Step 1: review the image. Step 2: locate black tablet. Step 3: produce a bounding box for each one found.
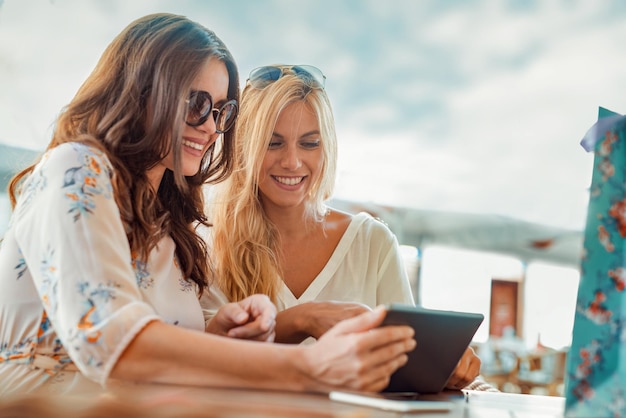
[381,303,484,393]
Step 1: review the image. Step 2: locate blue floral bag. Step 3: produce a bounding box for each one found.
[564,107,626,417]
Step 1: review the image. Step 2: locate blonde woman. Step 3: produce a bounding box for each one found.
[204,65,480,390]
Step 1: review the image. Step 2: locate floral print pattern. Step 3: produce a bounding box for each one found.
[62,148,112,222]
[566,112,626,417]
[0,143,204,395]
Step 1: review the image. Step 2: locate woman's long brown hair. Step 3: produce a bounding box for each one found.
[8,13,239,295]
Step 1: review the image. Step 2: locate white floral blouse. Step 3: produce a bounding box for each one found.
[0,143,205,396]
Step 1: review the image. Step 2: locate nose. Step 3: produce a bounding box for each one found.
[280,145,302,170]
[197,111,218,135]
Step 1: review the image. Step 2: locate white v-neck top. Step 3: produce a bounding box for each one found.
[202,212,415,320]
[275,212,414,309]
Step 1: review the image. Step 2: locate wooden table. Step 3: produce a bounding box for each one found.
[0,384,566,418]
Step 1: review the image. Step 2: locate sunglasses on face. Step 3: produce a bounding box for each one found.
[185,90,238,133]
[247,65,326,90]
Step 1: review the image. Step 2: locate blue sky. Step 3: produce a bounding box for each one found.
[1,0,625,231]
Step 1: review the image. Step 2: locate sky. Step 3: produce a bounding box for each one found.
[1,0,625,232]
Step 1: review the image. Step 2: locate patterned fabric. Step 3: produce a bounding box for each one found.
[565,108,626,417]
[0,143,204,396]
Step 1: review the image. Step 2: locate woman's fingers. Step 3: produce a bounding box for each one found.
[309,312,416,392]
[445,347,481,389]
[226,295,277,341]
[366,332,416,368]
[239,294,277,331]
[323,305,387,337]
[302,301,371,339]
[205,303,249,336]
[357,352,410,392]
[227,317,276,342]
[208,295,277,342]
[322,306,416,364]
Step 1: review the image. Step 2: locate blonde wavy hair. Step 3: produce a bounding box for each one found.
[210,66,337,302]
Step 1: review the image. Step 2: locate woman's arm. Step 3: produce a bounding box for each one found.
[274,301,370,344]
[111,306,415,393]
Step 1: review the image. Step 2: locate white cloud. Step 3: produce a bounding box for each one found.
[1,0,624,231]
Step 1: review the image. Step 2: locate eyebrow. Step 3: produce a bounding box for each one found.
[272,130,320,139]
[191,88,228,106]
[214,96,231,105]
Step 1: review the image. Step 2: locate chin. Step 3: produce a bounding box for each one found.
[182,164,203,178]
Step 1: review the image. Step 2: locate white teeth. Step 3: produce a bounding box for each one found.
[275,176,304,186]
[182,140,203,151]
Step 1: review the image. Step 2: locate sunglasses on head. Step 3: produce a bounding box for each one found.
[185,90,238,133]
[247,65,326,90]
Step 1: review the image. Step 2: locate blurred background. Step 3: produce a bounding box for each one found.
[2,0,625,395]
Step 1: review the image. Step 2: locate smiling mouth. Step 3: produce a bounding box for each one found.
[273,176,305,186]
[182,139,204,151]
